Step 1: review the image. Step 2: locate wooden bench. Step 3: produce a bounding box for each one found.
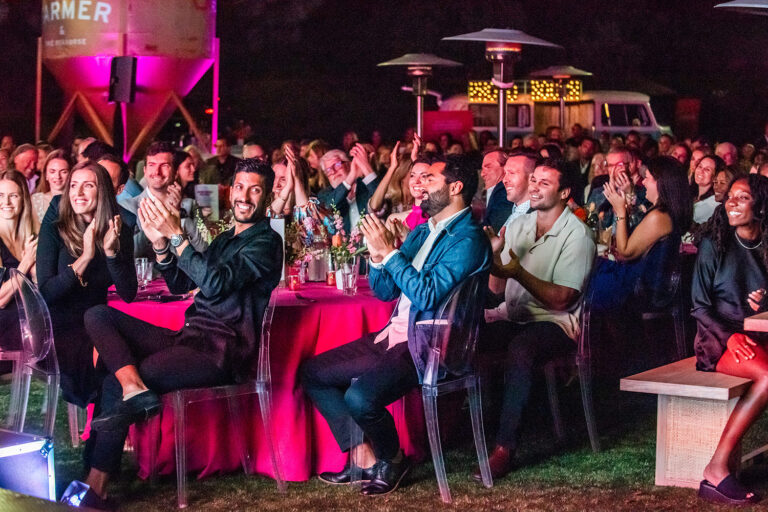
[620,357,753,488]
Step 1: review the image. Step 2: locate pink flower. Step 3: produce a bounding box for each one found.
[303,253,313,263]
[347,243,356,253]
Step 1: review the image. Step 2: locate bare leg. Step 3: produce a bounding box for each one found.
[351,442,376,469]
[114,365,148,397]
[703,341,768,488]
[83,468,110,499]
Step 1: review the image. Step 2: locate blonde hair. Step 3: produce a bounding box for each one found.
[0,170,38,267]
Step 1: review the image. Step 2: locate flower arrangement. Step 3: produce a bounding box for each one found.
[328,205,367,265]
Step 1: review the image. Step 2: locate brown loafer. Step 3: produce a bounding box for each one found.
[473,445,514,481]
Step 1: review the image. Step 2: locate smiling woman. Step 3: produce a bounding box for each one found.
[0,170,38,351]
[35,160,137,407]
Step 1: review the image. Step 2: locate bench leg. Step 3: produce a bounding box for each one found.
[655,394,741,488]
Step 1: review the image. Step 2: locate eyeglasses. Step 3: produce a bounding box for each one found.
[604,161,629,170]
[323,161,346,174]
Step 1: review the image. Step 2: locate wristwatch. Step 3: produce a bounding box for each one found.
[170,233,187,248]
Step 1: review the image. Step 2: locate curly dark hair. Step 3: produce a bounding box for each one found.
[698,174,768,267]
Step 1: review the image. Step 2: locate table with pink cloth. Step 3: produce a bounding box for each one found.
[107,279,427,482]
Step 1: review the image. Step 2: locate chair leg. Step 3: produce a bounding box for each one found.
[6,357,22,429]
[67,403,81,447]
[467,377,492,489]
[577,358,600,452]
[347,415,365,490]
[172,392,188,509]
[422,386,451,504]
[43,374,59,439]
[147,413,162,485]
[258,386,287,492]
[543,361,565,444]
[226,393,252,476]
[14,371,32,433]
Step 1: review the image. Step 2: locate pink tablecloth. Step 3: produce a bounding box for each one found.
[107,279,426,481]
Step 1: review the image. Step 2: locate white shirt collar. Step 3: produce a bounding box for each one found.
[428,207,468,233]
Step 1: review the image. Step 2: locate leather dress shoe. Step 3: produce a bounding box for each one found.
[91,390,161,432]
[360,457,411,496]
[318,463,376,485]
[473,445,514,481]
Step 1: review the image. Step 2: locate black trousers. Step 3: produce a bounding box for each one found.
[300,332,419,462]
[480,320,574,450]
[83,304,227,474]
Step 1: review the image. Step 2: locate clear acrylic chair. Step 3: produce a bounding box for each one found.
[148,287,286,509]
[350,273,492,503]
[5,269,60,438]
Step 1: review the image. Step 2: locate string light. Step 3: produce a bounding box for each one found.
[530,79,582,102]
[467,80,519,104]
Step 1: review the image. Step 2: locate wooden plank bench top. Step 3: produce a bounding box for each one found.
[620,357,752,401]
[745,311,768,332]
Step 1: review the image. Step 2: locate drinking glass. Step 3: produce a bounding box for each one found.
[135,258,152,290]
[341,256,360,296]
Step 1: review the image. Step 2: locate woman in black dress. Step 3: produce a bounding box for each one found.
[36,161,136,406]
[693,174,768,505]
[0,170,38,351]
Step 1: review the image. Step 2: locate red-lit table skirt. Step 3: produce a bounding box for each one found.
[107,279,427,481]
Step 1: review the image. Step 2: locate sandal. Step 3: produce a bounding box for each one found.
[699,475,760,505]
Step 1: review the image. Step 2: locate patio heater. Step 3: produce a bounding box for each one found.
[715,0,768,14]
[443,28,561,148]
[529,65,592,131]
[377,53,461,138]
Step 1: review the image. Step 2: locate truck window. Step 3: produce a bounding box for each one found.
[601,103,651,127]
[470,104,531,128]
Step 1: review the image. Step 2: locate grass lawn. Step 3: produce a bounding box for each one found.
[4,377,768,511]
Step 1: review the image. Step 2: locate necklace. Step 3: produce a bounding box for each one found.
[735,232,762,250]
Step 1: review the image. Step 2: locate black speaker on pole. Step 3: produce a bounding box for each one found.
[109,56,137,103]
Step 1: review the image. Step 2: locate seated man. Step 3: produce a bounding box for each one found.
[480,149,514,232]
[317,147,380,233]
[479,157,596,479]
[301,155,491,496]
[65,159,283,509]
[119,141,207,256]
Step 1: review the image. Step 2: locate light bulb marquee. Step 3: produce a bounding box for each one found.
[530,79,582,102]
[467,80,519,104]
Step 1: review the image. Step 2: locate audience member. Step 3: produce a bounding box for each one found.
[692,155,724,224]
[36,161,137,407]
[565,137,597,204]
[73,158,283,509]
[692,174,768,506]
[10,143,39,193]
[303,139,331,194]
[301,155,491,495]
[479,158,595,478]
[200,136,241,184]
[0,170,38,351]
[31,149,71,223]
[715,142,738,168]
[480,150,514,231]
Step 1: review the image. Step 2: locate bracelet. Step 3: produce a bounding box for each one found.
[615,215,626,222]
[153,242,170,255]
[68,264,87,287]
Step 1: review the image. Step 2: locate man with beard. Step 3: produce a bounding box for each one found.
[63,159,283,509]
[478,158,595,479]
[301,155,491,496]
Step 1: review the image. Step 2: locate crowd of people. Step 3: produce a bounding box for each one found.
[0,122,767,507]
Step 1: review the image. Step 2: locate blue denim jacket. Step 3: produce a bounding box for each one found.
[369,208,492,379]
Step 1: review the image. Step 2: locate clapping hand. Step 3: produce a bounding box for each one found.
[385,216,410,244]
[389,140,401,170]
[410,133,422,162]
[602,182,627,217]
[166,183,182,214]
[483,225,506,257]
[82,220,97,260]
[350,143,374,177]
[497,248,522,279]
[359,214,396,263]
[139,196,182,241]
[102,215,122,257]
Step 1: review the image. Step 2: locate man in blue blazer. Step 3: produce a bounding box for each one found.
[301,155,492,496]
[480,149,514,232]
[317,145,381,233]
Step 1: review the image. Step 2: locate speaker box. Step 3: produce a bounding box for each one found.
[109,56,137,103]
[0,429,55,501]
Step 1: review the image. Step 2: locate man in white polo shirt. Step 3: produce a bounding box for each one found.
[478,157,596,479]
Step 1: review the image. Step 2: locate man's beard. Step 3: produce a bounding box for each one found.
[421,185,451,217]
[232,199,266,223]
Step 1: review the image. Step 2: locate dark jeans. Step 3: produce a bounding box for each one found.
[83,304,227,474]
[300,332,419,462]
[480,320,574,450]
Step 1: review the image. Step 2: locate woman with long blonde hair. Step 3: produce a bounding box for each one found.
[0,170,39,350]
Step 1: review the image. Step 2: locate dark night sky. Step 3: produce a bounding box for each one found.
[2,0,768,147]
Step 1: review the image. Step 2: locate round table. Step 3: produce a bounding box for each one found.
[107,279,426,481]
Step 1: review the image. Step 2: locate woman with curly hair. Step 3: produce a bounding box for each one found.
[693,174,768,505]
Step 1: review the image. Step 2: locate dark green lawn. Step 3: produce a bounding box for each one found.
[4,377,768,511]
